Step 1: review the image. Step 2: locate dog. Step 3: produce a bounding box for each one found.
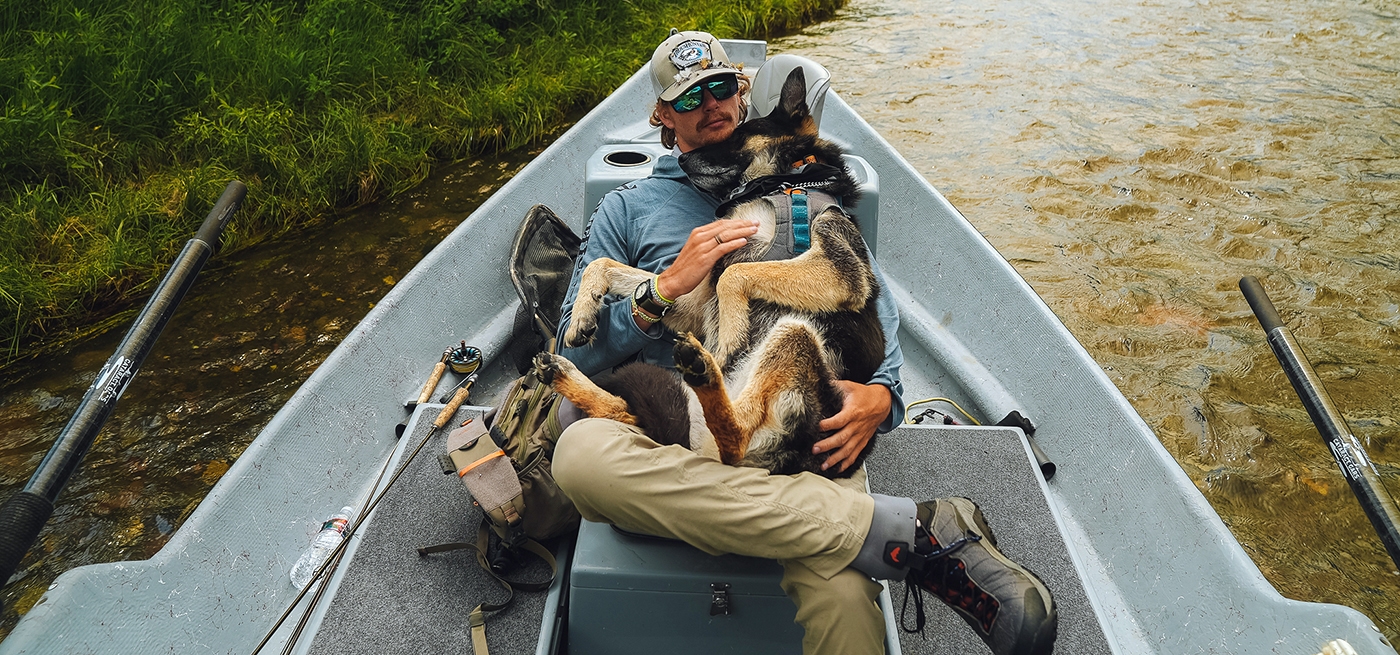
[538,67,885,479]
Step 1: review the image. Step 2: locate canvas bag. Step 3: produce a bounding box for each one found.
[418,205,581,655]
[437,371,578,546]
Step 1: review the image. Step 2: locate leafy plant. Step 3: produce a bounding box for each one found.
[0,0,845,362]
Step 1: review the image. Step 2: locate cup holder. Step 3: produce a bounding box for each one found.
[603,151,652,167]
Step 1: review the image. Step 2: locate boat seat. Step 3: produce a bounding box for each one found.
[568,519,810,654]
[746,53,832,124]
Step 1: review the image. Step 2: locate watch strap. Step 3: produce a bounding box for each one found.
[635,280,670,317]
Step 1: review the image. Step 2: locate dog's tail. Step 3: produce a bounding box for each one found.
[594,363,693,449]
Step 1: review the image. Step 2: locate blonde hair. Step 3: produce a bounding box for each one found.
[650,74,752,150]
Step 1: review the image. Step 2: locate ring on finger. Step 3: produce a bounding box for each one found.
[714,235,724,245]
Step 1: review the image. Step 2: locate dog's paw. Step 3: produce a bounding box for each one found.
[673,333,718,388]
[562,317,598,348]
[533,352,575,385]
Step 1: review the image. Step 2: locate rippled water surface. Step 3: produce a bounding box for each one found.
[3,0,1398,644]
[0,152,535,636]
[773,0,1399,639]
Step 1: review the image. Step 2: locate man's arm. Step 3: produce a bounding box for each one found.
[814,255,906,472]
[556,193,665,376]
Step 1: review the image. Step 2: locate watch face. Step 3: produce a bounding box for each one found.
[633,279,667,317]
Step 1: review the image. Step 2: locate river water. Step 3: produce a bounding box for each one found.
[769,0,1400,639]
[3,0,1398,643]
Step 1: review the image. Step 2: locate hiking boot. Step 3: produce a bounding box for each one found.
[899,497,1057,655]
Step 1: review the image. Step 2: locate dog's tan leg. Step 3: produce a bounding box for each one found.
[673,333,747,464]
[564,258,716,347]
[729,319,829,437]
[712,209,874,362]
[674,321,832,466]
[533,353,637,425]
[563,258,656,347]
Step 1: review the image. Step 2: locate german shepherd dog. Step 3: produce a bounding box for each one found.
[536,67,884,478]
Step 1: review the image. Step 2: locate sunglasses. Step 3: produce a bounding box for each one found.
[670,75,739,113]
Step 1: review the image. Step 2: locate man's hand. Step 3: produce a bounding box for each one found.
[656,218,760,300]
[814,381,892,472]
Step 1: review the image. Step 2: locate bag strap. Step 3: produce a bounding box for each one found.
[417,519,557,655]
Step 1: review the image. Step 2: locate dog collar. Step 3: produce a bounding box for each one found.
[790,155,817,171]
[713,162,845,217]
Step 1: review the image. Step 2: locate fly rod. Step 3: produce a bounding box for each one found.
[1240,276,1400,569]
[0,181,248,594]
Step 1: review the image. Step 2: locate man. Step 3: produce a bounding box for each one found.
[549,30,1057,655]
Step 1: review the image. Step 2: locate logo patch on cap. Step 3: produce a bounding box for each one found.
[670,40,710,70]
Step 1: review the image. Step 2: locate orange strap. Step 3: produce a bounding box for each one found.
[458,450,505,477]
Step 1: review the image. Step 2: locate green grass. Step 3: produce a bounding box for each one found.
[0,0,844,362]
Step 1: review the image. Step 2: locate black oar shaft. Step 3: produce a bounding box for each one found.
[0,181,246,589]
[1240,276,1400,568]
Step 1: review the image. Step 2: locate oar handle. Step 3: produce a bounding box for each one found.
[196,181,247,251]
[1239,276,1283,333]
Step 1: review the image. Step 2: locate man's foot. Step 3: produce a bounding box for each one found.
[900,498,1057,655]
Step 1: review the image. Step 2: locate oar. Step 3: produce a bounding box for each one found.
[0,181,247,595]
[1240,276,1400,569]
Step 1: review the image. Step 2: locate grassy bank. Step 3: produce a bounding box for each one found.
[0,0,843,363]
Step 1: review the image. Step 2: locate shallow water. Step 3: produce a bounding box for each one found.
[2,0,1398,644]
[0,151,536,636]
[772,0,1400,639]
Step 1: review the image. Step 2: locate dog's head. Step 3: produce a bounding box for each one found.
[679,67,848,199]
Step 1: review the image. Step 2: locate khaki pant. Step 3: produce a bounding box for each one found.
[552,418,886,655]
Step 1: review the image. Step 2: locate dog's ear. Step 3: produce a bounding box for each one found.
[776,67,811,124]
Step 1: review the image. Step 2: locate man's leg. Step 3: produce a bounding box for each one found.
[554,417,884,655]
[553,417,1058,655]
[553,417,872,578]
[779,560,885,655]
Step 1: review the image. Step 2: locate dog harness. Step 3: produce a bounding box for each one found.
[753,188,841,260]
[712,159,849,261]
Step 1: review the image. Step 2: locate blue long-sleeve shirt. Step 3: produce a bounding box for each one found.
[557,155,906,431]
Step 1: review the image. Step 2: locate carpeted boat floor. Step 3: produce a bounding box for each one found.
[308,405,560,655]
[866,425,1112,655]
[308,407,1109,655]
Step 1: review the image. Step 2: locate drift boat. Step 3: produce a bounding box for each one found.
[2,40,1393,655]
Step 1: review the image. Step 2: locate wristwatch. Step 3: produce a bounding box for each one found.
[633,279,670,318]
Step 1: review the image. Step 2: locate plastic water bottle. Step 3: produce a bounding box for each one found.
[288,506,356,589]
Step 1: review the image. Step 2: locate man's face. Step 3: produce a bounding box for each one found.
[658,77,743,153]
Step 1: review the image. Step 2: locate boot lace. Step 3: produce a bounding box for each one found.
[900,525,999,637]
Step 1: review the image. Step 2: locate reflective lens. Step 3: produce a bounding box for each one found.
[670,75,739,113]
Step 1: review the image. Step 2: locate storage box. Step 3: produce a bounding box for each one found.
[568,519,804,654]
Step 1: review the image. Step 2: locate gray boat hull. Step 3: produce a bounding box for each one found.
[3,40,1391,655]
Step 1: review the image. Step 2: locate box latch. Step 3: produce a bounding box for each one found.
[709,582,732,616]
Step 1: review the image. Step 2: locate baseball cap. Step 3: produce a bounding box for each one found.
[650,29,743,102]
